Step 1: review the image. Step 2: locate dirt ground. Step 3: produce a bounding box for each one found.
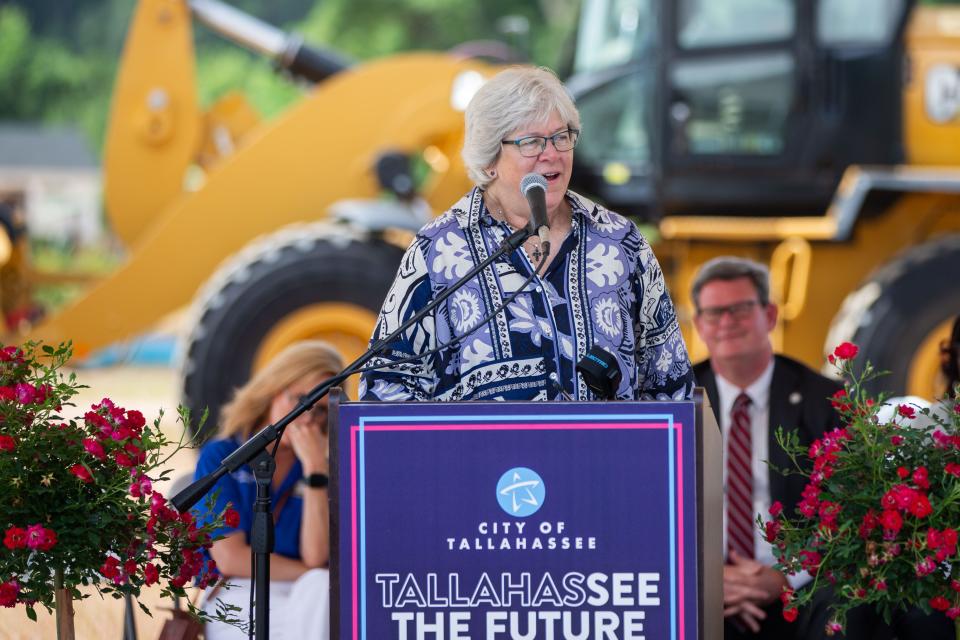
[0,364,202,640]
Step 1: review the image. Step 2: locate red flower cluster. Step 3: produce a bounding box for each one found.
[766,342,960,632]
[926,527,958,563]
[933,429,960,451]
[880,483,933,520]
[3,524,57,553]
[0,342,245,623]
[96,490,219,591]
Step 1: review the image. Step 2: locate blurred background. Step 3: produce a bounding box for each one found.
[3,0,960,635]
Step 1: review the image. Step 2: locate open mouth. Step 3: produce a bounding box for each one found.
[543,172,562,183]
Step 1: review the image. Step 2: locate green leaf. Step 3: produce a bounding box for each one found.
[26,606,36,622]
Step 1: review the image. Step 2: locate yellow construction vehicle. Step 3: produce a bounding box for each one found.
[12,0,960,429]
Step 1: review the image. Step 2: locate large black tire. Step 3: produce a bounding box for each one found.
[180,223,403,438]
[828,234,960,396]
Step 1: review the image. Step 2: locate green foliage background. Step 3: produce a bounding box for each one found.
[0,0,578,153]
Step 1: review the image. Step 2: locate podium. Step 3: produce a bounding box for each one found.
[328,390,722,639]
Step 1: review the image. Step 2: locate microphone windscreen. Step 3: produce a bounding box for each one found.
[576,345,622,400]
[520,172,548,196]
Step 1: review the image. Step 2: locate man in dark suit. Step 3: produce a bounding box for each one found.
[690,257,842,639]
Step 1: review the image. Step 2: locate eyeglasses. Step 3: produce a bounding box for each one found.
[501,129,580,157]
[697,300,761,324]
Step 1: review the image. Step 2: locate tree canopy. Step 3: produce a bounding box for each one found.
[0,0,578,153]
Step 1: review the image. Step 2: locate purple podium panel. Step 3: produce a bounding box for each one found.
[331,400,699,640]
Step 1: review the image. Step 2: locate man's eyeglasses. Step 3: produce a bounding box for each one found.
[501,129,580,157]
[697,300,761,324]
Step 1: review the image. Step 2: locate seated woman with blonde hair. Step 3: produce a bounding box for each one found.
[194,340,342,640]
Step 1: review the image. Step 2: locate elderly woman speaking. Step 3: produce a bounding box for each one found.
[360,66,694,402]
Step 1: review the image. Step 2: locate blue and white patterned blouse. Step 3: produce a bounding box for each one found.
[359,188,695,402]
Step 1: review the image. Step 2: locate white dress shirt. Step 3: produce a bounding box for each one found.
[716,360,811,589]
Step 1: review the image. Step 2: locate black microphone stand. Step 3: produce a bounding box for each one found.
[171,225,530,640]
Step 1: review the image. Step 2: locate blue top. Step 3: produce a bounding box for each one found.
[360,188,695,402]
[194,438,305,568]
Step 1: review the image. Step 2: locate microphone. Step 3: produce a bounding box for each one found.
[520,172,550,255]
[576,345,622,400]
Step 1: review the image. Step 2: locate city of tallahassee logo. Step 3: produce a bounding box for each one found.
[496,467,545,518]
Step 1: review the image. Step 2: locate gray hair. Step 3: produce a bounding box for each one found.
[691,256,771,309]
[462,66,581,188]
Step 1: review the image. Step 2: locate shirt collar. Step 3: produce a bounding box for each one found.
[715,358,774,413]
[472,187,603,231]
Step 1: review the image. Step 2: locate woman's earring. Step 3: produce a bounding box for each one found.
[488,170,496,178]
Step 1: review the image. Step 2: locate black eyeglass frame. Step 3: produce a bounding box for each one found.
[501,129,580,157]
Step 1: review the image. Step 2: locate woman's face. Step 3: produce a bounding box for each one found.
[268,371,335,447]
[487,111,574,220]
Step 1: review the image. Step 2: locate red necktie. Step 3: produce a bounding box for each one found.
[727,392,754,559]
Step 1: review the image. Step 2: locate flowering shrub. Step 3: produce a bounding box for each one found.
[765,342,960,633]
[0,342,239,624]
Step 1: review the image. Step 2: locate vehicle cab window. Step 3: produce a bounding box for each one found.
[816,0,904,45]
[575,0,653,73]
[679,0,793,49]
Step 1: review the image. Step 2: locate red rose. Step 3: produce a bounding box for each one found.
[947,463,960,477]
[944,528,958,548]
[25,524,57,551]
[101,556,121,580]
[123,559,138,575]
[224,507,240,529]
[143,563,159,586]
[769,501,783,517]
[39,527,56,551]
[0,435,15,452]
[69,464,93,483]
[898,404,917,419]
[765,520,781,543]
[3,526,26,550]
[799,549,822,574]
[948,608,960,620]
[880,510,902,533]
[897,466,909,479]
[832,342,859,360]
[891,435,904,446]
[916,557,937,577]
[82,438,106,460]
[910,494,933,518]
[783,607,799,623]
[114,451,134,468]
[930,596,951,611]
[14,382,38,405]
[124,409,146,430]
[0,580,19,607]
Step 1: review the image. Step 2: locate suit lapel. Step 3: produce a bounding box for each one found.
[768,356,802,504]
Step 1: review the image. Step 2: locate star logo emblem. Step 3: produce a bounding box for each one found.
[495,467,546,517]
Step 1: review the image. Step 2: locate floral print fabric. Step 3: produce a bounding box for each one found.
[359,188,695,402]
